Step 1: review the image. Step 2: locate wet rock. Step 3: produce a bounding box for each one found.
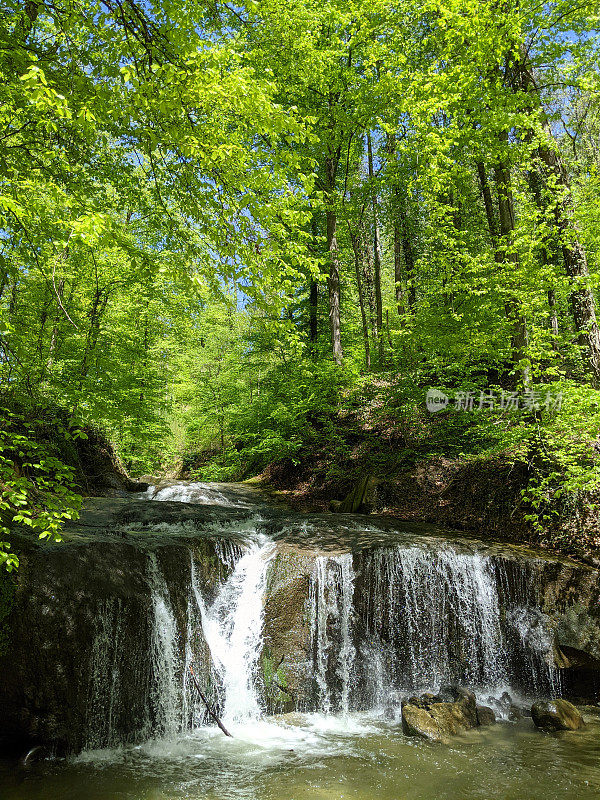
[531,699,584,732]
[476,705,496,726]
[436,687,478,727]
[262,547,315,709]
[401,704,450,743]
[401,690,480,741]
[405,693,442,709]
[499,691,513,707]
[508,705,523,721]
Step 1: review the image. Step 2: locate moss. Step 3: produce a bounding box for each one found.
[261,649,290,705]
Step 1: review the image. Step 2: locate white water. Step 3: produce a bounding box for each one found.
[85,599,125,749]
[147,553,181,737]
[311,553,356,713]
[144,481,245,506]
[191,536,276,726]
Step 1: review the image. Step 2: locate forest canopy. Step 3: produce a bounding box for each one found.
[1,0,600,565]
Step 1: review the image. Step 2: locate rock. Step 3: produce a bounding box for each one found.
[405,693,442,710]
[436,687,478,727]
[401,690,480,742]
[476,705,496,726]
[531,699,584,732]
[262,547,315,709]
[401,704,450,743]
[428,701,475,735]
[508,705,523,721]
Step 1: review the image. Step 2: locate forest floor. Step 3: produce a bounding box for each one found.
[254,405,600,567]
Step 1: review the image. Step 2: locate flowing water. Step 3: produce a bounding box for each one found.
[2,713,600,800]
[2,481,599,799]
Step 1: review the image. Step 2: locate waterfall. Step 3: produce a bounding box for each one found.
[190,536,275,724]
[310,553,356,713]
[144,481,243,506]
[360,546,509,692]
[311,545,558,711]
[85,599,125,749]
[81,510,561,752]
[147,553,182,737]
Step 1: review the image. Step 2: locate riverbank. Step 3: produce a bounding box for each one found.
[248,399,600,567]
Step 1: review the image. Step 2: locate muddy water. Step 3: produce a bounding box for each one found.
[2,711,600,800]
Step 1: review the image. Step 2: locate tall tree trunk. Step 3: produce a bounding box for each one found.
[537,141,600,379]
[393,221,406,316]
[517,51,600,381]
[358,219,377,343]
[325,156,343,364]
[492,157,530,387]
[76,287,109,395]
[308,217,319,354]
[349,229,371,370]
[399,193,416,312]
[548,289,559,349]
[476,161,500,257]
[367,134,383,350]
[309,278,318,349]
[524,160,561,349]
[386,134,407,316]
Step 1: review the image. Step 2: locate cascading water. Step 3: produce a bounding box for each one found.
[81,482,564,751]
[310,544,559,711]
[191,536,276,725]
[147,553,182,737]
[143,481,251,507]
[310,554,356,713]
[85,599,125,749]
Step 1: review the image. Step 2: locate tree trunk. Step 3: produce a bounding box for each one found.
[325,156,343,364]
[350,229,371,370]
[537,141,600,379]
[357,219,377,343]
[476,161,500,254]
[367,133,383,347]
[309,278,318,349]
[492,157,530,388]
[516,50,600,381]
[398,193,416,312]
[308,217,319,353]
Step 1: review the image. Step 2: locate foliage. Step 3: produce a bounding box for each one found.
[1,0,600,561]
[0,405,83,569]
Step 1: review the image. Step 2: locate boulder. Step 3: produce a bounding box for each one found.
[401,704,450,744]
[401,689,480,742]
[531,699,584,732]
[405,693,442,709]
[476,705,496,726]
[508,705,523,721]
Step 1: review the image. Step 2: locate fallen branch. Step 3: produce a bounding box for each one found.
[189,666,232,737]
[272,678,296,702]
